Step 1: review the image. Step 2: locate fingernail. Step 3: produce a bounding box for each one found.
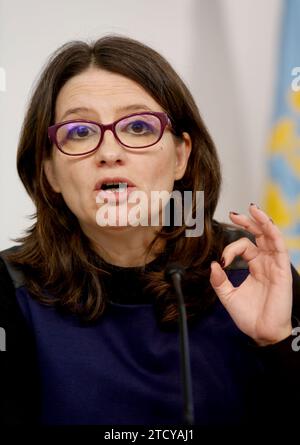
[220,257,225,268]
[229,211,239,215]
[269,217,274,224]
[250,202,260,209]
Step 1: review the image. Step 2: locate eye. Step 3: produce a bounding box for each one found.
[126,120,153,135]
[66,124,96,140]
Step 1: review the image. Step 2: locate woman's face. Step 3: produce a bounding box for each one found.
[44,67,191,234]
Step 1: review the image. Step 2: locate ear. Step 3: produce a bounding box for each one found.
[174,132,192,180]
[43,159,61,193]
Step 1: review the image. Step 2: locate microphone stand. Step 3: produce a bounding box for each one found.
[165,264,194,425]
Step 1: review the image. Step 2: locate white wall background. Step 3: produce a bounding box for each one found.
[0,0,283,250]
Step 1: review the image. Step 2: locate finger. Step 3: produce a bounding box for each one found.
[229,212,262,237]
[221,237,259,268]
[210,261,235,304]
[228,211,269,251]
[248,204,289,253]
[228,207,291,271]
[230,204,288,254]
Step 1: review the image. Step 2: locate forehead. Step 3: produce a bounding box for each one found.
[55,67,163,121]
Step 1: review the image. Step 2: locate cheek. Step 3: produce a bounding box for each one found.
[141,146,176,191]
[55,160,89,205]
[54,154,85,187]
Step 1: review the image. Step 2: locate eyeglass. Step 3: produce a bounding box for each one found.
[47,111,172,156]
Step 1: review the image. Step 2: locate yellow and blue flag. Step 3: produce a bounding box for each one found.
[264,0,300,272]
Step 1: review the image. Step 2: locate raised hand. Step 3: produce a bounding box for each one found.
[210,203,293,346]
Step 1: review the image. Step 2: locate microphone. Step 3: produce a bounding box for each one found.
[165,263,194,425]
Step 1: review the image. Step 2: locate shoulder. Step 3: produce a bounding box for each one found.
[0,245,25,290]
[0,249,18,299]
[0,247,40,424]
[0,246,36,354]
[0,246,26,326]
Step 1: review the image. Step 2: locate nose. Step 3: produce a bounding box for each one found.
[94,127,126,166]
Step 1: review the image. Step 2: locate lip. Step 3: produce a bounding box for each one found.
[94,176,137,205]
[94,176,136,191]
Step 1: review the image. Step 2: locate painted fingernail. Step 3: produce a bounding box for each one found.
[229,211,239,215]
[220,257,226,268]
[250,202,260,209]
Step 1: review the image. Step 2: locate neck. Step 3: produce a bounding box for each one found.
[81,223,165,267]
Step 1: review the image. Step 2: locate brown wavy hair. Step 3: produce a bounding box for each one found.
[6,34,234,325]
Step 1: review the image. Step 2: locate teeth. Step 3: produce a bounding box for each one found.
[117,182,128,189]
[102,182,129,191]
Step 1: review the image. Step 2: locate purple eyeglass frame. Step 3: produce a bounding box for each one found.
[47,111,172,156]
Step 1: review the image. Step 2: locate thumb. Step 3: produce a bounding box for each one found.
[210,261,235,303]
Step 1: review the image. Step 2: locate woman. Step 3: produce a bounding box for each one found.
[0,35,299,427]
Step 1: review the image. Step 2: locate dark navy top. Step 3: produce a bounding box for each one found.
[13,255,269,426]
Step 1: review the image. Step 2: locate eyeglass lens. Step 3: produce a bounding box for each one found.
[56,114,162,154]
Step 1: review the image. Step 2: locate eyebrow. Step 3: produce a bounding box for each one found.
[60,104,155,121]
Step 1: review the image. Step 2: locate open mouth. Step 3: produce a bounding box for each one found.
[101,182,129,192]
[95,180,137,204]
